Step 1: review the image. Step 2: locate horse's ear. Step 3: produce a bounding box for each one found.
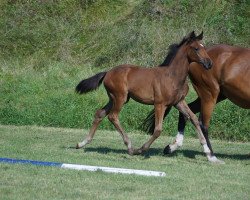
[196,31,203,40]
[187,31,195,40]
[185,31,196,44]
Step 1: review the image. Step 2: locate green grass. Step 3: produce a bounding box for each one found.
[0,125,249,200]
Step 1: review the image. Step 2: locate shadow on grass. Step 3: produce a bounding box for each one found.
[170,149,250,161]
[84,147,127,154]
[81,147,249,161]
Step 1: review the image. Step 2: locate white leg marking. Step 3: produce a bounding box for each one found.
[169,132,184,152]
[203,144,211,154]
[203,144,225,164]
[169,144,178,153]
[175,132,184,147]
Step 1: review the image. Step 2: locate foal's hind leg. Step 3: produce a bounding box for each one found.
[107,95,133,155]
[133,104,166,155]
[76,101,112,149]
[174,100,223,163]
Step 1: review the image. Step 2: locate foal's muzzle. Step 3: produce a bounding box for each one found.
[201,59,213,70]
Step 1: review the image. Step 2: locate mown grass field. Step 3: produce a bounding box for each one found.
[0,125,249,200]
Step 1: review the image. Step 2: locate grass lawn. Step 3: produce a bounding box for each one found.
[0,125,249,200]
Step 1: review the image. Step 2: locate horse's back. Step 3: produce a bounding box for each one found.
[103,64,176,105]
[189,45,250,108]
[103,64,155,104]
[212,45,250,108]
[103,64,137,92]
[103,64,153,88]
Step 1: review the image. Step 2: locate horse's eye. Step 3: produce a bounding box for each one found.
[194,47,199,51]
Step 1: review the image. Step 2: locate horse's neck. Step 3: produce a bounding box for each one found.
[168,47,189,80]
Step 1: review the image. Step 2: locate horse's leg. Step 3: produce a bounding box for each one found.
[199,101,216,156]
[133,104,166,155]
[198,94,226,163]
[76,101,112,149]
[164,98,201,154]
[174,100,221,163]
[107,95,133,155]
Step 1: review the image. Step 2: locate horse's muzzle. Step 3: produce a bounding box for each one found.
[201,59,213,70]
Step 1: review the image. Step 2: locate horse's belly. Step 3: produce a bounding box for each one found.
[221,63,250,108]
[225,91,250,108]
[223,85,250,109]
[129,91,154,105]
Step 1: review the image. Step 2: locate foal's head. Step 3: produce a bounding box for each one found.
[185,31,212,70]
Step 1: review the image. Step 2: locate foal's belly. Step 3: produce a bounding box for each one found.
[128,88,155,105]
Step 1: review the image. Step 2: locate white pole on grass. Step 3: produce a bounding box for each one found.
[0,157,166,177]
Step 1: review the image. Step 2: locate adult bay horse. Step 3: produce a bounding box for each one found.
[143,44,250,163]
[75,31,216,162]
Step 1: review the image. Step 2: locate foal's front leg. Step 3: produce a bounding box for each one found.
[164,98,201,154]
[174,100,223,163]
[133,104,166,155]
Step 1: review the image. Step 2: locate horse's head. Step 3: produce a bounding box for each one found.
[185,31,212,70]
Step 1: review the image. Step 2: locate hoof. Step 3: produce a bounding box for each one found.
[131,148,142,155]
[163,145,172,155]
[76,143,81,149]
[216,160,225,164]
[208,156,225,164]
[128,149,134,156]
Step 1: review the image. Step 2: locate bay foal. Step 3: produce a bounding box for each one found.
[76,31,216,161]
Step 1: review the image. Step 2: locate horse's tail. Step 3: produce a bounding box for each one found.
[76,71,107,94]
[140,107,172,134]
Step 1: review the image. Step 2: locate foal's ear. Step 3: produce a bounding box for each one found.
[196,31,203,40]
[187,31,196,40]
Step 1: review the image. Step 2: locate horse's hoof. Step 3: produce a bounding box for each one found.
[76,143,81,149]
[130,148,142,155]
[216,159,225,164]
[163,145,172,155]
[208,156,225,164]
[128,149,134,156]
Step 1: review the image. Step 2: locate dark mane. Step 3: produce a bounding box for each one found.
[159,36,189,67]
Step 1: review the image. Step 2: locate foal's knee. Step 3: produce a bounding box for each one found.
[94,109,106,122]
[108,113,117,122]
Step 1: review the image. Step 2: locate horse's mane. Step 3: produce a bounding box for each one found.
[159,34,192,67]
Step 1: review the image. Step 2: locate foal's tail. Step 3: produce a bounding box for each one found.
[140,107,172,134]
[76,72,107,94]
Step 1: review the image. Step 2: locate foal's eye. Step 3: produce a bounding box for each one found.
[194,47,199,51]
